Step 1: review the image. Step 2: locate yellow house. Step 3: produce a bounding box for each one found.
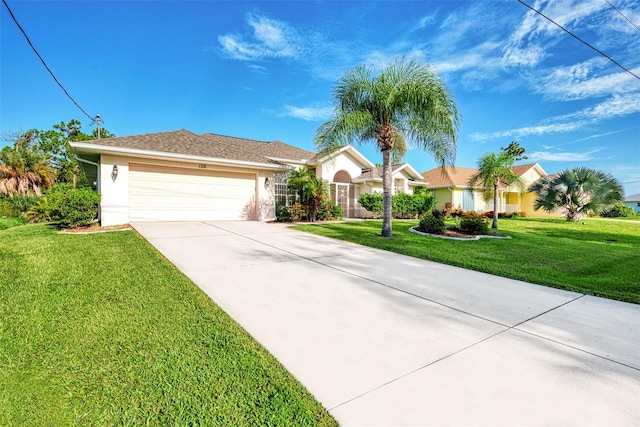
[421,163,557,217]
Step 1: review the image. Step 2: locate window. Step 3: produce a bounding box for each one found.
[274,172,292,207]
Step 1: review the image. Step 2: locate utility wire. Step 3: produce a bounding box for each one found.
[605,0,640,32]
[517,0,640,81]
[2,0,94,121]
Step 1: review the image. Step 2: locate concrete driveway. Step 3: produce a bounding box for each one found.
[132,221,640,426]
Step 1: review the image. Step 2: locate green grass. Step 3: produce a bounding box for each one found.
[0,223,337,426]
[0,215,25,230]
[292,218,640,304]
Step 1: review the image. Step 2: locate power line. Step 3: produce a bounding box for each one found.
[2,0,94,121]
[605,0,640,33]
[517,0,640,81]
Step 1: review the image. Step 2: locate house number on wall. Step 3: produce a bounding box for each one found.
[198,164,207,169]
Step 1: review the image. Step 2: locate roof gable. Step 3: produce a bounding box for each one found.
[310,145,376,169]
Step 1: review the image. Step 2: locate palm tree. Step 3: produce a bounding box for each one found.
[287,166,329,221]
[529,167,623,221]
[467,150,525,229]
[315,58,459,237]
[0,136,56,197]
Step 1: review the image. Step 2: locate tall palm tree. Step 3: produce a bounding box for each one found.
[315,58,459,237]
[467,151,525,229]
[529,167,623,222]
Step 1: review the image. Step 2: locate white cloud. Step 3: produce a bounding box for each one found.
[412,12,437,31]
[218,13,301,61]
[247,64,269,74]
[536,60,639,100]
[280,104,333,122]
[582,93,640,120]
[471,93,640,143]
[528,148,602,162]
[470,122,584,143]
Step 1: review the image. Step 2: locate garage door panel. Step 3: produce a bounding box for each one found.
[128,163,256,221]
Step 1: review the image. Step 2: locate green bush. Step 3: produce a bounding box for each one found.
[0,194,40,218]
[360,192,435,219]
[460,216,489,235]
[275,204,292,222]
[289,202,307,222]
[359,193,383,216]
[47,185,100,227]
[332,204,343,219]
[316,201,342,221]
[418,214,446,234]
[601,202,636,218]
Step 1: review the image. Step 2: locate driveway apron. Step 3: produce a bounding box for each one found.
[132,221,640,426]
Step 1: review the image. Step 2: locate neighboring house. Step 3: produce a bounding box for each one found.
[71,130,427,226]
[421,163,556,217]
[623,193,640,213]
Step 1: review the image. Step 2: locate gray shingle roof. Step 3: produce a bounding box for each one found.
[73,129,315,165]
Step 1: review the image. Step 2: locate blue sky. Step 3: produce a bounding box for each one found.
[2,0,639,195]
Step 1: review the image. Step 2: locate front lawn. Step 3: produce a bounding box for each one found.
[292,218,640,304]
[0,215,24,230]
[0,224,336,426]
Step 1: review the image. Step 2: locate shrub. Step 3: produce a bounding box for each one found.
[359,193,383,216]
[418,214,446,235]
[392,192,414,218]
[331,203,343,220]
[316,201,342,221]
[431,208,445,219]
[275,204,292,222]
[47,185,100,227]
[443,201,453,218]
[601,202,635,218]
[450,207,464,218]
[361,192,435,219]
[289,202,307,222]
[0,194,40,218]
[460,216,489,235]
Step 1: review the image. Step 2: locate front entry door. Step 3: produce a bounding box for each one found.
[336,184,350,218]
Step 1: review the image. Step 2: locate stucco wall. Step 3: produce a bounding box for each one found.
[318,151,366,182]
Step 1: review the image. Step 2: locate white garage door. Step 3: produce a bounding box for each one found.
[129,163,256,221]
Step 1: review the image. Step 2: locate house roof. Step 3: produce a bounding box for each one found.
[201,134,315,163]
[421,166,480,188]
[422,163,545,189]
[624,193,640,202]
[71,129,315,169]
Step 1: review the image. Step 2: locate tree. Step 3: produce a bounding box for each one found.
[17,119,115,188]
[287,166,329,222]
[0,131,56,196]
[529,167,623,221]
[468,149,525,229]
[315,58,459,237]
[501,141,527,161]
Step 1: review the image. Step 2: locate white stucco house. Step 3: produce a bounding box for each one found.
[71,129,427,226]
